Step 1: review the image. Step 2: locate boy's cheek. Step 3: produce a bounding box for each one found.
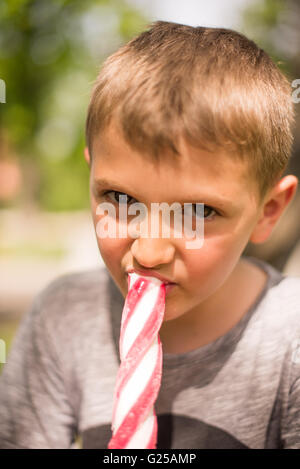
[99,238,131,295]
[181,240,239,285]
[97,237,124,265]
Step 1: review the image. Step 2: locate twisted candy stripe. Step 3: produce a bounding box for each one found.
[107,272,166,449]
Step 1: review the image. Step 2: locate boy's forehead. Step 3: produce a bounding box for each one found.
[92,121,180,165]
[93,120,243,173]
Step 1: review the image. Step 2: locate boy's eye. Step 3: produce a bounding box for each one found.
[192,204,218,220]
[103,191,218,220]
[104,190,136,205]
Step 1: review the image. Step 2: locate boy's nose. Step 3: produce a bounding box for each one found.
[130,237,175,269]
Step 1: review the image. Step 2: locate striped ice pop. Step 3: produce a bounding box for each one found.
[107,272,166,449]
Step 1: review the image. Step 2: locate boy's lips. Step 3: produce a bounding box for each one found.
[126,268,176,285]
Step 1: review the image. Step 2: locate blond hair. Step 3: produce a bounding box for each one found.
[85,20,295,201]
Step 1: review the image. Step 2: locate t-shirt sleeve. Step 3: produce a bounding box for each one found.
[281,336,300,449]
[0,291,78,449]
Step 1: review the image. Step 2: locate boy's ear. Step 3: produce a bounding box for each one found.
[250,175,298,244]
[84,147,91,167]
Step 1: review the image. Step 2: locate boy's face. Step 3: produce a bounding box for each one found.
[88,121,264,323]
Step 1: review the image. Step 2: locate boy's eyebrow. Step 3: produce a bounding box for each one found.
[92,178,234,209]
[93,178,136,195]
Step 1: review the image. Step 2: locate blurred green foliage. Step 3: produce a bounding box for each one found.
[0,243,66,258]
[241,0,298,77]
[0,0,149,211]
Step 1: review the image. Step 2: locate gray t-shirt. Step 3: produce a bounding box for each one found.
[0,255,300,449]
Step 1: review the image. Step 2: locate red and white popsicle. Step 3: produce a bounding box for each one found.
[107,272,166,449]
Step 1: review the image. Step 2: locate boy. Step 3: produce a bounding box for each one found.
[0,20,300,449]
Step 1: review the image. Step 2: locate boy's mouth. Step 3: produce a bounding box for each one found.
[126,268,176,286]
[125,269,177,296]
[164,283,177,295]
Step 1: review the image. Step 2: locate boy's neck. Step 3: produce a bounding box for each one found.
[159,258,268,355]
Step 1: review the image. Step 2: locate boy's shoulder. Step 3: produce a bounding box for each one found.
[241,256,300,345]
[30,266,113,328]
[246,255,300,315]
[275,273,300,319]
[254,269,300,345]
[266,273,300,312]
